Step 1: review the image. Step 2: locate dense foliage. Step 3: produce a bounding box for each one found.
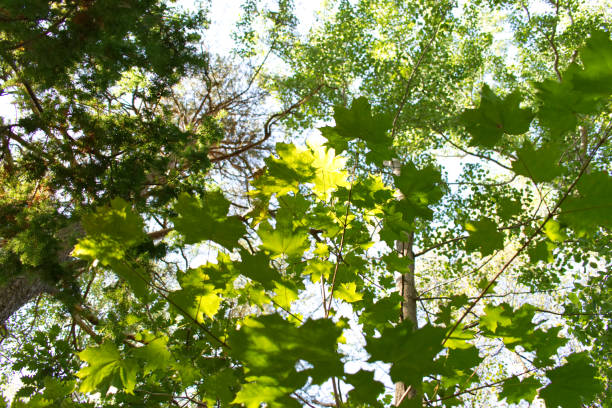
[1,0,610,407]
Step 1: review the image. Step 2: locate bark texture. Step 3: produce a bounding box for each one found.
[0,222,82,324]
[391,159,419,407]
[0,275,55,324]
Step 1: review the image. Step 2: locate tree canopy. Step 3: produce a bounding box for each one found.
[0,0,610,407]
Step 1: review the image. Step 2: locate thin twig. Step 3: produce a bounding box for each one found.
[442,130,610,346]
[209,83,324,163]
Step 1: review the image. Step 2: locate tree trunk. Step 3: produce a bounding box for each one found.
[0,222,82,324]
[0,274,55,324]
[391,159,419,407]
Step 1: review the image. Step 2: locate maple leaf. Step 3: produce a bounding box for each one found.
[460,84,533,148]
[345,370,385,406]
[133,335,172,375]
[540,352,603,408]
[308,139,349,198]
[319,96,393,165]
[171,191,245,249]
[334,282,363,303]
[257,220,309,258]
[76,342,137,395]
[366,321,446,386]
[464,218,505,256]
[500,376,541,404]
[72,197,146,264]
[511,142,563,183]
[479,304,512,333]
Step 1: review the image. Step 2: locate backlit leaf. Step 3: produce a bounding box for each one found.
[511,142,563,183]
[500,376,541,405]
[464,218,504,256]
[540,352,603,408]
[171,191,245,249]
[320,97,393,164]
[460,85,533,148]
[345,370,385,406]
[334,282,363,303]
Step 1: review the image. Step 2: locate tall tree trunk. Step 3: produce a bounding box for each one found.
[0,222,82,324]
[0,275,55,324]
[391,160,419,407]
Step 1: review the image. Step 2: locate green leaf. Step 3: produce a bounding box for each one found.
[73,197,145,263]
[540,352,603,408]
[435,294,469,326]
[169,269,223,323]
[171,191,245,249]
[189,290,221,320]
[251,143,315,197]
[133,335,172,375]
[229,315,344,390]
[257,220,309,258]
[236,251,281,290]
[336,174,394,210]
[379,208,414,246]
[464,218,504,256]
[233,377,299,408]
[320,96,393,164]
[38,377,75,402]
[273,280,299,310]
[477,276,497,293]
[543,220,566,243]
[393,163,445,223]
[511,142,563,183]
[560,171,612,234]
[308,140,350,197]
[366,321,446,386]
[528,240,552,263]
[535,31,612,137]
[345,370,385,406]
[76,342,134,395]
[303,260,334,283]
[359,293,402,336]
[434,346,480,388]
[573,30,612,94]
[334,282,363,303]
[496,196,522,220]
[117,359,138,394]
[534,66,590,137]
[191,253,240,290]
[201,368,239,406]
[500,376,541,404]
[480,303,512,333]
[110,261,149,301]
[479,303,566,361]
[460,85,533,148]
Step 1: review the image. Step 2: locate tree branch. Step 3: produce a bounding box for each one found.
[442,129,610,346]
[209,83,323,163]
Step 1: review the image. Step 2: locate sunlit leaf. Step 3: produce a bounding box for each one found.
[334,282,363,303]
[76,342,136,394]
[308,139,349,197]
